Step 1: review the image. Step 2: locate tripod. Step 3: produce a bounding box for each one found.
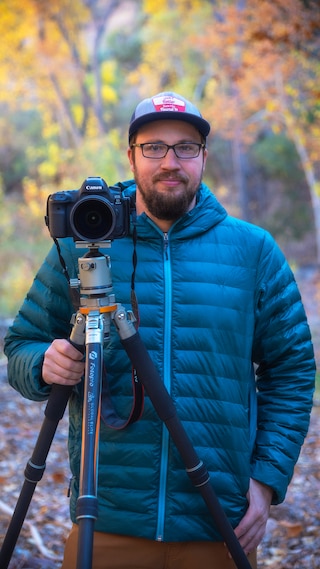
[0,243,252,569]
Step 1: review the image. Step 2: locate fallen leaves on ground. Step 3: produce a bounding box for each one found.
[258,404,320,569]
[0,360,71,568]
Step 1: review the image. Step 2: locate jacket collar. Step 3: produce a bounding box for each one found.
[119,180,228,239]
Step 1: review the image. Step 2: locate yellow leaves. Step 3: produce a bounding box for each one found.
[41,120,60,141]
[134,1,214,96]
[23,179,50,219]
[314,182,320,199]
[143,0,168,12]
[100,61,118,104]
[265,100,278,114]
[144,0,204,12]
[38,161,58,181]
[101,60,117,85]
[2,260,38,315]
[84,113,103,140]
[128,63,161,93]
[0,0,318,196]
[73,103,85,129]
[285,84,299,99]
[101,85,117,104]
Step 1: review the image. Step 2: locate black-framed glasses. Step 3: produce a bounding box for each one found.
[130,142,206,159]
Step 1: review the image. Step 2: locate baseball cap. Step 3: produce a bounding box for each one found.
[128,92,211,140]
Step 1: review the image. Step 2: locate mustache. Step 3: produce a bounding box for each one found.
[153,173,188,183]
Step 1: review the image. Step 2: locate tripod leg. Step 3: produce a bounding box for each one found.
[113,309,252,569]
[0,384,72,568]
[75,313,104,569]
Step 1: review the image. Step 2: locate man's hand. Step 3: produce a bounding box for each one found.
[233,478,273,555]
[42,339,85,386]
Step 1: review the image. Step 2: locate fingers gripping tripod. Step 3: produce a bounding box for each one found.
[0,243,252,569]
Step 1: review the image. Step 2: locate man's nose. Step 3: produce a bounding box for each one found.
[160,147,180,167]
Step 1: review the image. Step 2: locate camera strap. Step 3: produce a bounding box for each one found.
[53,237,81,310]
[100,224,144,429]
[100,366,144,430]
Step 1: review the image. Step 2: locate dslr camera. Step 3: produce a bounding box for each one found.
[45,177,130,242]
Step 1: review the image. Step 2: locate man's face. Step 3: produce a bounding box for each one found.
[127,120,207,225]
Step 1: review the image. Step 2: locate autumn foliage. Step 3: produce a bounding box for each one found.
[0,0,319,313]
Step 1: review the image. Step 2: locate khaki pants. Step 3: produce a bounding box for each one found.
[61,524,257,569]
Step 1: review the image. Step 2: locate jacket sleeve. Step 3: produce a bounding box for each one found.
[4,239,77,401]
[251,232,315,504]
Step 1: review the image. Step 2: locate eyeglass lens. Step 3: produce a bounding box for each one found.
[142,143,202,158]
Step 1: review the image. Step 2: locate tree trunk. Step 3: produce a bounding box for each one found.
[290,130,320,265]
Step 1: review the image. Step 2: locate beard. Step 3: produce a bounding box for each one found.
[134,170,203,221]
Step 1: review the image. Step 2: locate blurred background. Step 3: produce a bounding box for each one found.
[0,0,319,316]
[0,2,320,567]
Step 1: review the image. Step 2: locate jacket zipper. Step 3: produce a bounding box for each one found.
[156,232,172,541]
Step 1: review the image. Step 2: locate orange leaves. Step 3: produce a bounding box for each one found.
[277,519,304,538]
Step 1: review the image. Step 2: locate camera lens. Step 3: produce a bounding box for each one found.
[70,196,116,241]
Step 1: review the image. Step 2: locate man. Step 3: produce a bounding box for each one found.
[4,92,315,569]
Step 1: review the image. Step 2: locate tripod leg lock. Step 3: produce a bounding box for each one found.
[186,460,210,488]
[112,305,136,340]
[24,460,46,484]
[76,495,99,521]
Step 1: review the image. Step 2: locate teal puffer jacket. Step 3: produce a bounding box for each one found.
[5,182,315,542]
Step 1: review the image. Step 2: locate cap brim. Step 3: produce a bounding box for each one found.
[129,111,210,139]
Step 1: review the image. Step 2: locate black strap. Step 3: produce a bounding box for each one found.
[54,237,80,311]
[101,222,144,429]
[100,366,144,430]
[130,224,140,328]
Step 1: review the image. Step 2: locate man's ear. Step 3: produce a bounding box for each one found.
[127,146,134,172]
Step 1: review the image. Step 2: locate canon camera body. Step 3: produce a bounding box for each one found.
[45,177,130,242]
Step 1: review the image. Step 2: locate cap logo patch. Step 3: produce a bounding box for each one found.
[152,95,186,113]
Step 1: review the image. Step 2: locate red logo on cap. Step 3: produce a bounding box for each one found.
[152,95,186,113]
